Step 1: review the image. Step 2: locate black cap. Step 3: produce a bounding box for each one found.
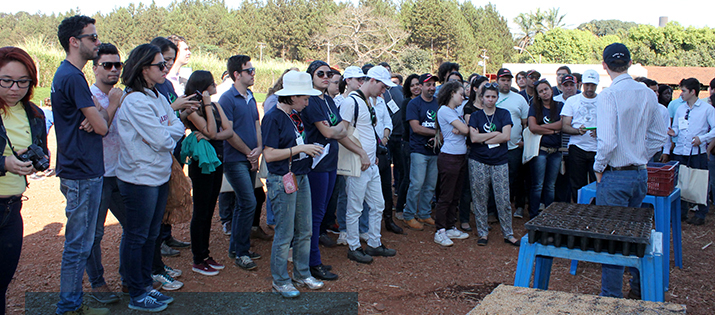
[419,73,438,83]
[561,74,576,84]
[526,69,541,79]
[603,43,631,68]
[497,68,513,78]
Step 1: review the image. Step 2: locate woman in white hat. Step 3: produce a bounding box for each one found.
[261,70,325,298]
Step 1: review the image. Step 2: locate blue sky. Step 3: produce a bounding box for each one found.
[3,0,709,31]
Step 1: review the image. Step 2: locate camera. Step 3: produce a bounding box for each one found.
[18,144,49,171]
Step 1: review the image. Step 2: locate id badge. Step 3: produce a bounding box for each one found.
[295,131,308,159]
[678,117,689,130]
[387,99,399,113]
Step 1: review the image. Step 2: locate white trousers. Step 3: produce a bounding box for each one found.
[345,164,384,250]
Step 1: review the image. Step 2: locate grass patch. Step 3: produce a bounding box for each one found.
[31,87,52,106]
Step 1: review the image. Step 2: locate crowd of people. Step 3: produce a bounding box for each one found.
[0,14,714,314]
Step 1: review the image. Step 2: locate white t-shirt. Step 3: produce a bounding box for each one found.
[561,93,598,152]
[340,92,377,164]
[496,91,529,150]
[437,105,467,155]
[90,85,121,177]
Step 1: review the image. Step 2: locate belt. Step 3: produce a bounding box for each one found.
[606,164,646,171]
[539,146,559,154]
[0,195,22,204]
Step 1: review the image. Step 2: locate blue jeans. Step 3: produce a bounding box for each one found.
[335,175,368,233]
[224,161,257,257]
[529,150,562,218]
[57,177,103,314]
[307,171,336,267]
[710,154,715,208]
[267,173,312,285]
[118,180,169,299]
[596,169,647,298]
[404,153,438,221]
[86,176,127,289]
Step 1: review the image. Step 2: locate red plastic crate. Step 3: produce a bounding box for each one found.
[647,161,679,196]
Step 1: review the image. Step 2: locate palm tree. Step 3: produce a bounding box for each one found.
[513,9,544,49]
[542,7,566,31]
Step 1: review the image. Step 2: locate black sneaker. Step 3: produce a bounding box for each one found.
[235,255,257,270]
[687,216,705,226]
[310,264,339,280]
[248,251,262,260]
[347,248,373,264]
[365,244,396,257]
[164,237,190,249]
[319,233,337,248]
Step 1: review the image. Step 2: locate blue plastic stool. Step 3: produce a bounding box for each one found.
[515,231,665,302]
[574,181,682,291]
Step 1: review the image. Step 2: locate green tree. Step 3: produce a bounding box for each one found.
[528,28,619,64]
[261,0,336,61]
[460,2,514,73]
[542,7,566,31]
[578,19,639,37]
[513,9,544,49]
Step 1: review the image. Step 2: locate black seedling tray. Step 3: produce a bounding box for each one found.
[525,202,653,257]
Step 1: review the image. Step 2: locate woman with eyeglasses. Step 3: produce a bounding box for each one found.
[0,47,48,315]
[115,44,185,312]
[432,81,469,246]
[301,60,347,281]
[181,70,234,276]
[527,79,563,219]
[262,70,325,298]
[468,83,520,246]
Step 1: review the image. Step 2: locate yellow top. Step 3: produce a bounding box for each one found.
[0,104,32,196]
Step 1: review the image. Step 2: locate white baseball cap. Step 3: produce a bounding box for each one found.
[367,66,396,87]
[582,69,600,85]
[343,66,365,80]
[274,71,322,96]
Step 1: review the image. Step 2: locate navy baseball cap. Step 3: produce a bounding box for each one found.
[419,73,438,83]
[561,74,576,84]
[603,43,631,68]
[497,68,513,78]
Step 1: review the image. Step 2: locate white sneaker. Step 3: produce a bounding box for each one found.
[514,207,524,219]
[446,227,469,240]
[336,232,347,245]
[163,265,182,278]
[151,272,184,291]
[690,205,698,212]
[359,232,368,242]
[222,222,231,235]
[434,229,453,247]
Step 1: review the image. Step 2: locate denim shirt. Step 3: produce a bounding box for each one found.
[0,102,49,177]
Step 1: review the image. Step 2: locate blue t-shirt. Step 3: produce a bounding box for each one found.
[528,102,563,148]
[406,96,440,155]
[262,107,311,176]
[468,108,512,165]
[301,95,342,172]
[50,60,104,179]
[219,86,259,163]
[156,80,178,106]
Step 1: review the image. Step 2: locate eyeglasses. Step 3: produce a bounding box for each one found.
[150,61,168,71]
[533,79,549,86]
[368,106,377,126]
[289,112,305,133]
[0,78,32,89]
[75,33,99,42]
[97,62,123,71]
[241,67,256,75]
[483,82,499,89]
[316,70,335,79]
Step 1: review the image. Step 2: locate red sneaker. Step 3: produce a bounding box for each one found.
[192,261,219,276]
[205,257,225,270]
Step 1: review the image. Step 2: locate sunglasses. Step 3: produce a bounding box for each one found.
[368,106,377,126]
[97,62,123,71]
[150,61,168,71]
[0,78,32,89]
[483,82,499,89]
[241,67,256,75]
[316,70,335,79]
[533,79,549,86]
[685,108,690,121]
[75,33,99,42]
[289,112,305,133]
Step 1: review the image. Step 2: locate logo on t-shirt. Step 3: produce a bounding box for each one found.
[423,109,437,128]
[482,123,496,133]
[543,116,551,124]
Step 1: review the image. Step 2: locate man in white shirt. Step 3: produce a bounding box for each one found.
[594,43,668,300]
[663,78,715,226]
[561,69,599,201]
[495,68,530,218]
[553,74,578,103]
[167,35,191,94]
[338,66,397,264]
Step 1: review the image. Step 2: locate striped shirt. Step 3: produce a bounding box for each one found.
[670,98,715,155]
[593,74,668,173]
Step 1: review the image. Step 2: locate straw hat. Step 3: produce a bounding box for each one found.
[275,70,321,96]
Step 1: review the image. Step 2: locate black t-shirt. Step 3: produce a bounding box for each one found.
[406,96,440,155]
[301,95,342,172]
[528,102,563,148]
[468,108,512,165]
[261,107,311,175]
